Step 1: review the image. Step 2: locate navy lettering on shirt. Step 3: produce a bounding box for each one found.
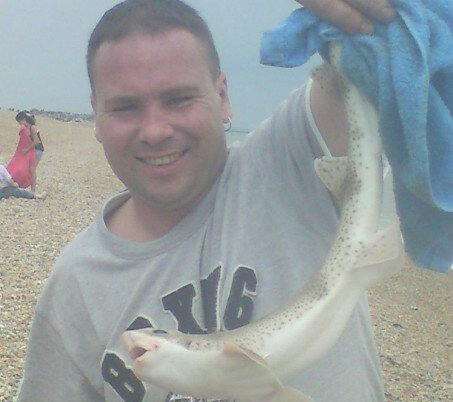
[166,394,229,402]
[224,267,257,330]
[162,283,206,334]
[102,353,146,402]
[200,266,222,333]
[102,265,257,401]
[127,316,154,331]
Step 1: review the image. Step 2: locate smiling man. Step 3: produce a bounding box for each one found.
[17,1,398,401]
[91,28,230,241]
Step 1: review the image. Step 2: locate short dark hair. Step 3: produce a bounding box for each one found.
[15,110,36,125]
[87,0,221,93]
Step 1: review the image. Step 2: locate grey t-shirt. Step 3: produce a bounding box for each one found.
[17,86,390,402]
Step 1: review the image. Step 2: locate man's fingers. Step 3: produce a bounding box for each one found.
[298,0,374,33]
[343,0,396,22]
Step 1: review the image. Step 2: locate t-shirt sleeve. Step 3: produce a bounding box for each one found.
[229,81,340,243]
[235,80,335,207]
[16,253,106,402]
[239,80,331,180]
[16,312,103,402]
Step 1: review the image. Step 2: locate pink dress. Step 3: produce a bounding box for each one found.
[7,125,36,188]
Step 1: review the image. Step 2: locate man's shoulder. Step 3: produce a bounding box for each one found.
[54,190,127,270]
[33,220,100,319]
[57,220,101,265]
[41,220,102,297]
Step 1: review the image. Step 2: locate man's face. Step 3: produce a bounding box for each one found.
[91,30,230,213]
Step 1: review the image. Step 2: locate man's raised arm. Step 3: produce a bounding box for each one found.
[298,0,396,156]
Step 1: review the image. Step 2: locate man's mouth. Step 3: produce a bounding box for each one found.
[137,151,185,166]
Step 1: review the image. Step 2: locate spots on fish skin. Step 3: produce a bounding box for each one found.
[168,61,382,369]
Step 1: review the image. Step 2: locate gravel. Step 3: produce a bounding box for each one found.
[0,110,450,401]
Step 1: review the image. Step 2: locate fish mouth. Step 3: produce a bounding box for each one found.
[121,331,158,362]
[130,346,149,360]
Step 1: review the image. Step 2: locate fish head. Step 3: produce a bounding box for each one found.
[121,328,189,386]
[121,328,235,397]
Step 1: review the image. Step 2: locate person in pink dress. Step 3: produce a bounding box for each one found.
[7,111,37,194]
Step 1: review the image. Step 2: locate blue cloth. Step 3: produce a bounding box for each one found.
[260,0,453,272]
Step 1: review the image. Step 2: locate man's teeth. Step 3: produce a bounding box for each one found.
[143,152,182,166]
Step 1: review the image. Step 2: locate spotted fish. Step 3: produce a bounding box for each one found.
[121,43,402,402]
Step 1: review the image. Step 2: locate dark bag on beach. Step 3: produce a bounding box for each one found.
[35,131,44,151]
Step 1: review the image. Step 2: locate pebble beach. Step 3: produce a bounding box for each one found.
[0,110,450,401]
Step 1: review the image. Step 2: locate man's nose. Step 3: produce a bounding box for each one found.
[137,104,173,145]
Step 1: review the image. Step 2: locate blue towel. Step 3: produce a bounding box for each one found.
[260,0,453,273]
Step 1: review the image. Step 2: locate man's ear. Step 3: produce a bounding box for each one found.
[90,93,102,143]
[216,72,232,122]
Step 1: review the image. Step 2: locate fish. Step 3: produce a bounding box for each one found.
[121,43,402,402]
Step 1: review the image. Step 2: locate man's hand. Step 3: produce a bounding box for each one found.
[296,0,396,34]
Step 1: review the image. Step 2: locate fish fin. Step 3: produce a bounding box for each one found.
[356,222,402,267]
[268,386,313,402]
[223,341,283,388]
[223,342,271,370]
[351,222,403,286]
[314,156,349,208]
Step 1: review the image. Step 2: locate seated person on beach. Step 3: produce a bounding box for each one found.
[0,164,43,201]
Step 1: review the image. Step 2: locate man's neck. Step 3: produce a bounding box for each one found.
[105,150,228,242]
[105,193,197,242]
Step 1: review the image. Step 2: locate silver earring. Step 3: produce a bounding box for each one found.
[223,116,232,132]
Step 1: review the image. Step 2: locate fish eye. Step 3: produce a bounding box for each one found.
[152,329,168,336]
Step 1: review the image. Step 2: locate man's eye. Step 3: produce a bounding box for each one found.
[111,104,138,112]
[167,96,193,108]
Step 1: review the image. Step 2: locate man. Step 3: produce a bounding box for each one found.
[17,1,398,401]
